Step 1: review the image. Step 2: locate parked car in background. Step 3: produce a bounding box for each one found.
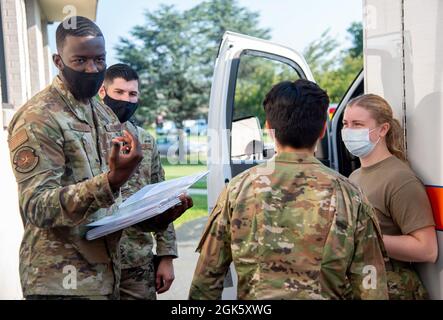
[183,119,208,136]
[156,120,178,136]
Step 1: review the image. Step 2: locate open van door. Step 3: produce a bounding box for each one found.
[207,31,318,212]
[207,31,324,299]
[328,71,364,177]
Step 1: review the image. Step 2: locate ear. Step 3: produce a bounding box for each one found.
[98,85,106,100]
[52,53,63,71]
[319,121,327,139]
[380,122,390,138]
[264,120,276,142]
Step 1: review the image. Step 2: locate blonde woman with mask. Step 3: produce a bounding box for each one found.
[342,94,438,300]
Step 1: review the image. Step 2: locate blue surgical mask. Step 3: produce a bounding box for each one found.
[341,128,380,158]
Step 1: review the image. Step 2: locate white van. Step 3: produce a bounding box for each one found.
[1,0,441,301]
[207,0,443,299]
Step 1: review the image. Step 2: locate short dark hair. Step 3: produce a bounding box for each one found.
[56,16,103,52]
[263,79,329,149]
[104,63,139,86]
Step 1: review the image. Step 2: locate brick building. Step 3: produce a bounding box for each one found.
[0,0,98,299]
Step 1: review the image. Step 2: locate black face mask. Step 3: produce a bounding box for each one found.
[104,94,139,123]
[60,59,106,101]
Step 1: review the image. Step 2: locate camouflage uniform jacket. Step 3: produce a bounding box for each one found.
[119,121,177,269]
[189,152,389,300]
[7,77,160,297]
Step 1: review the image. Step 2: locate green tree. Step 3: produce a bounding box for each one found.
[303,29,341,81]
[234,56,300,125]
[116,0,270,128]
[116,5,198,127]
[347,22,363,58]
[303,22,363,103]
[185,0,270,81]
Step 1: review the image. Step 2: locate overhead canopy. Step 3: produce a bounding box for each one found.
[38,0,98,22]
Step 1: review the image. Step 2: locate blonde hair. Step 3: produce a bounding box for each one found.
[347,94,407,162]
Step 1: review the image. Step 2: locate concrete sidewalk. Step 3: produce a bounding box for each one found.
[157,216,208,300]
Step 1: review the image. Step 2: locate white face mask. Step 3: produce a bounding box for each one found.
[341,128,380,158]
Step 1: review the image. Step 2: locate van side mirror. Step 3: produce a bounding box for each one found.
[231,116,264,160]
[263,146,275,158]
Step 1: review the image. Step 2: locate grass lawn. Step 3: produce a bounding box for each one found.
[160,156,209,229]
[173,194,208,229]
[138,128,210,228]
[161,157,208,190]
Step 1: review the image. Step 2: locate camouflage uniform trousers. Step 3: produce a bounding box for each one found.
[26,295,112,300]
[119,261,157,300]
[387,259,429,300]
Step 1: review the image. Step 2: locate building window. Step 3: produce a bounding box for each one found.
[0,2,8,103]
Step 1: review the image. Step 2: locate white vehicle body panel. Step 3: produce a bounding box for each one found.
[364,0,443,299]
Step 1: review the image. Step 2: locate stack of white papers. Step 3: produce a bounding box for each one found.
[86,171,209,240]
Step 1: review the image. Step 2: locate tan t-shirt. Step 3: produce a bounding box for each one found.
[349,156,435,236]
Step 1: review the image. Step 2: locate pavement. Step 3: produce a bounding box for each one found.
[0,130,24,299]
[157,214,238,300]
[157,216,208,300]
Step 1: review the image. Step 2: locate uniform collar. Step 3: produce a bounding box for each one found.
[275,151,321,164]
[52,76,93,126]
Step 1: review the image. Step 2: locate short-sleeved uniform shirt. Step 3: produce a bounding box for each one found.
[350,156,435,299]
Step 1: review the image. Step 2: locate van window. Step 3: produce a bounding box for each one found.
[231,53,300,162]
